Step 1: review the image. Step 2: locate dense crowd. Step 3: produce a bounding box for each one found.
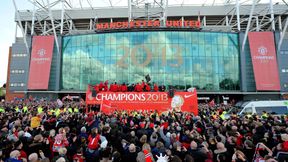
[0,100,288,162]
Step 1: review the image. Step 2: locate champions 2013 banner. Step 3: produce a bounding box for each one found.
[248,32,280,91]
[86,89,198,115]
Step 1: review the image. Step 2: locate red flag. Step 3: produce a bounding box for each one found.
[101,100,113,114]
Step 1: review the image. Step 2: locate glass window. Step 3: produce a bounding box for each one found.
[61,32,240,91]
[243,107,253,113]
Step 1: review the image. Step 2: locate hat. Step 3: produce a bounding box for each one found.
[281,134,288,141]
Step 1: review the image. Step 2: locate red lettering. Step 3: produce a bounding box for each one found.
[184,20,189,27]
[195,20,201,28]
[116,22,122,28]
[142,20,147,27]
[147,20,153,27]
[135,20,141,27]
[166,20,173,27]
[96,19,200,30]
[153,20,160,27]
[96,23,104,30]
[109,22,116,29]
[189,21,195,28]
[122,21,129,28]
[172,20,180,27]
[130,21,135,28]
[103,23,109,29]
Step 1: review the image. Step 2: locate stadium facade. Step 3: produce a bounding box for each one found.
[6,0,288,102]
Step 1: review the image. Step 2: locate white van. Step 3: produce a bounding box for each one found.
[225,100,288,118]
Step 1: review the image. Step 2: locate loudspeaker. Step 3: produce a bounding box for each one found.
[168,88,174,98]
[92,89,97,97]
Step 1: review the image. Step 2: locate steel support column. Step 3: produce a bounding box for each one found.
[242,0,256,52]
[128,0,132,22]
[269,0,275,31]
[236,0,241,31]
[12,0,29,54]
[278,17,288,51]
[46,0,60,55]
[60,0,65,35]
[31,0,36,35]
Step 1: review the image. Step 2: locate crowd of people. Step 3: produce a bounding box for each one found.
[89,80,168,93]
[0,99,288,162]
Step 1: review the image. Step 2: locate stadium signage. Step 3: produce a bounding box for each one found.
[86,91,198,115]
[96,20,201,30]
[28,36,54,90]
[248,32,280,91]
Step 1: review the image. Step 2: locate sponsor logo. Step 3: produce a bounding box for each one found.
[253,46,274,62]
[184,94,194,98]
[32,48,50,63]
[258,46,268,55]
[37,48,46,57]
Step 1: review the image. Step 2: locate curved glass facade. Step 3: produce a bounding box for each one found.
[61,31,240,91]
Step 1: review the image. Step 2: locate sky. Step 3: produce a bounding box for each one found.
[0,0,284,87]
[0,1,32,87]
[0,1,14,86]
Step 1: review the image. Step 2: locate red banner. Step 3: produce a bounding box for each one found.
[28,36,54,90]
[248,32,280,91]
[86,89,198,115]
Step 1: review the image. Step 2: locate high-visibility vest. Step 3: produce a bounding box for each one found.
[220,111,227,120]
[68,108,73,113]
[0,107,4,113]
[37,107,43,114]
[15,106,19,112]
[261,113,268,119]
[23,106,28,113]
[48,109,55,115]
[74,107,79,113]
[55,109,60,116]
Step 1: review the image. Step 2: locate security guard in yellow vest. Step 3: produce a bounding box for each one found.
[261,111,268,119]
[37,106,43,114]
[55,108,61,117]
[74,107,79,113]
[220,111,227,120]
[23,106,28,113]
[0,107,4,113]
[68,107,73,113]
[15,106,20,112]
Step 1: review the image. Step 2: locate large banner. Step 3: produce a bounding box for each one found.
[86,89,198,115]
[248,32,280,91]
[28,36,54,90]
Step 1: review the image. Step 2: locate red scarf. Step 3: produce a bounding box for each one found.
[143,150,152,162]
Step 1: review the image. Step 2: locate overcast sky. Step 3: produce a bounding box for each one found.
[0,0,284,87]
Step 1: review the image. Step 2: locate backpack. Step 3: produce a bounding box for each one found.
[88,135,100,150]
